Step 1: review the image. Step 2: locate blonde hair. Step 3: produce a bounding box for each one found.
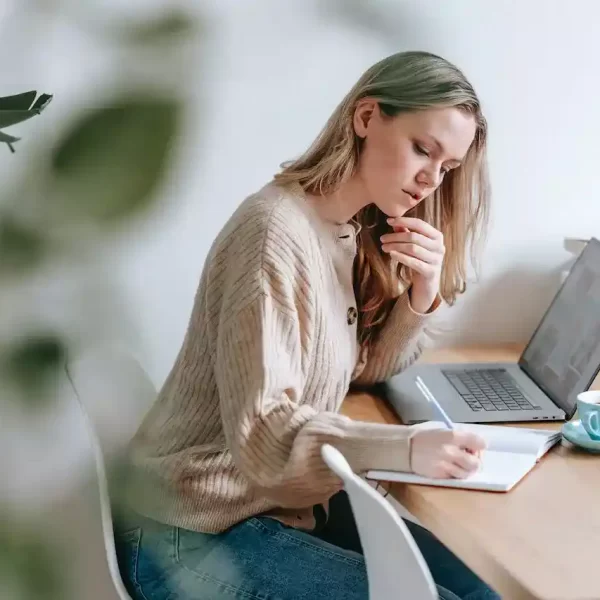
[274,51,490,349]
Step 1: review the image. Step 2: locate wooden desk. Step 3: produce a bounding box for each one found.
[342,344,600,600]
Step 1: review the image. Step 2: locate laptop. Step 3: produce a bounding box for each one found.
[385,237,600,424]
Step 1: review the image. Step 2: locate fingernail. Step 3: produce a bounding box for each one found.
[386,218,395,225]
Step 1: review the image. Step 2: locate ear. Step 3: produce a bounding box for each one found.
[353,98,379,139]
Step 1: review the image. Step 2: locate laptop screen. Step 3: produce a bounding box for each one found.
[519,238,600,417]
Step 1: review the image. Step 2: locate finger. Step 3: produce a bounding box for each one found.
[380,230,440,251]
[446,446,481,473]
[387,217,442,241]
[443,461,472,479]
[431,460,470,479]
[452,431,488,453]
[387,251,437,278]
[382,243,440,264]
[428,462,454,479]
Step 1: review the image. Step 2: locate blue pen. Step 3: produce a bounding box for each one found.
[415,375,455,430]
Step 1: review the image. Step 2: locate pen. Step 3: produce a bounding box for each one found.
[415,375,455,430]
[415,376,484,463]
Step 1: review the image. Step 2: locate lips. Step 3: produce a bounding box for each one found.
[403,190,422,202]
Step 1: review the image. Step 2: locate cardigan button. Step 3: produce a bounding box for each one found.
[347,306,358,325]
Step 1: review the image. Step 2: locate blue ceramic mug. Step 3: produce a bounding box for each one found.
[577,391,600,441]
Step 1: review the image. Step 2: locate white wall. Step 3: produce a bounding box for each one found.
[115,0,600,385]
[3,0,599,386]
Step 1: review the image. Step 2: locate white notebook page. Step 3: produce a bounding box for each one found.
[368,451,538,491]
[454,423,559,456]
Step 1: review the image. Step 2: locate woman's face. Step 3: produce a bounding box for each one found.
[353,102,477,218]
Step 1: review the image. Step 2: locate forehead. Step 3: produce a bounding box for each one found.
[394,107,477,158]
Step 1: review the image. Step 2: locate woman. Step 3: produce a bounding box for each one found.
[116,51,499,599]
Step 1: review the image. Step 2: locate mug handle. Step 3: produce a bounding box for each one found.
[583,411,600,434]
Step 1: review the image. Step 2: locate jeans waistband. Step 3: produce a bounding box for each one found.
[114,504,329,535]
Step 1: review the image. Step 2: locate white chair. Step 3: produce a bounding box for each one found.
[65,347,158,600]
[66,347,436,600]
[321,444,438,600]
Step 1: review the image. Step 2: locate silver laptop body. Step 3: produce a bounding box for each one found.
[385,238,600,425]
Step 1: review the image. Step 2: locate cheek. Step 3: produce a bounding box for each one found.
[359,136,414,189]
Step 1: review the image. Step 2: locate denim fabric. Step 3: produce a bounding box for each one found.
[115,492,500,600]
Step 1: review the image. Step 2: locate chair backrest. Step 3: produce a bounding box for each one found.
[66,346,157,600]
[321,445,438,600]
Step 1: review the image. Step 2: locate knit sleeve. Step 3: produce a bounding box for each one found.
[215,292,418,509]
[352,288,442,385]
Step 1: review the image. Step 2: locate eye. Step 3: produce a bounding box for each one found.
[441,163,460,175]
[413,142,429,157]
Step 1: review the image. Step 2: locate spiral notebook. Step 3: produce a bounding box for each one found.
[367,423,562,492]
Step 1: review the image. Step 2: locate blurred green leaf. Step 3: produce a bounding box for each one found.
[127,11,196,44]
[0,91,37,110]
[106,458,133,511]
[5,335,66,400]
[31,93,53,112]
[0,217,45,272]
[318,0,399,40]
[0,91,53,153]
[0,130,20,153]
[0,517,63,600]
[0,110,44,129]
[51,96,181,222]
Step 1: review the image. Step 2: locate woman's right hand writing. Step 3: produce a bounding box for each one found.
[410,428,486,479]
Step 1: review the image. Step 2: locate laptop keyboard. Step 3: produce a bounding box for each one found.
[442,368,541,412]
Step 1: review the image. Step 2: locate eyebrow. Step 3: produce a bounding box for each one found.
[427,135,464,166]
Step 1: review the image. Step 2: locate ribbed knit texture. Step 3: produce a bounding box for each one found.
[126,181,438,533]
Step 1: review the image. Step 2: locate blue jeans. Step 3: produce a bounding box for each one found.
[115,492,500,599]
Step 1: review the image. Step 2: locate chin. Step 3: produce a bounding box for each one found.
[384,203,412,219]
[375,194,416,219]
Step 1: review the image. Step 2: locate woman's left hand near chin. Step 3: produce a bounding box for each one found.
[380,216,444,314]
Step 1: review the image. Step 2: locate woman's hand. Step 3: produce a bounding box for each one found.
[380,217,445,313]
[410,428,486,479]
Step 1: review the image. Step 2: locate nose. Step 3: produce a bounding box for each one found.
[417,166,442,191]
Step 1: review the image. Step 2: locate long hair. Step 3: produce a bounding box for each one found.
[274,51,490,349]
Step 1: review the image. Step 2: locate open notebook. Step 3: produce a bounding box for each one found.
[367,424,562,492]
